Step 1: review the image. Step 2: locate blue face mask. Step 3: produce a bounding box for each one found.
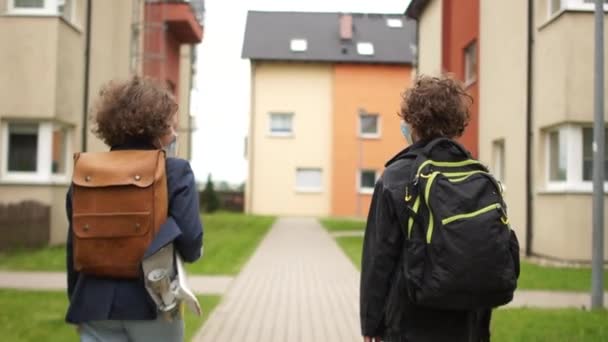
[400,121,413,145]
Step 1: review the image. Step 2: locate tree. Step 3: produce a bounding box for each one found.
[202,174,220,213]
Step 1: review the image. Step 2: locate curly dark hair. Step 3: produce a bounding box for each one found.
[399,75,472,140]
[91,76,178,147]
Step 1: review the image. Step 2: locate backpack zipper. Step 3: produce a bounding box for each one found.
[441,203,503,225]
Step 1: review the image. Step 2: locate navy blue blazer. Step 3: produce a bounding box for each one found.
[65,143,203,324]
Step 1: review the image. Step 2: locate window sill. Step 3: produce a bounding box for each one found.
[539,182,608,194]
[295,187,323,194]
[268,132,294,139]
[358,188,374,195]
[0,177,70,187]
[2,12,82,33]
[540,6,608,31]
[359,134,381,140]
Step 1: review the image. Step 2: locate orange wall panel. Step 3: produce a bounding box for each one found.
[442,0,480,156]
[332,64,413,218]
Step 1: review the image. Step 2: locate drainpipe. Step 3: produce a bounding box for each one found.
[82,0,92,152]
[525,0,534,256]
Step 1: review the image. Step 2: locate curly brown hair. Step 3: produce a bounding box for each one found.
[91,76,178,147]
[399,75,472,141]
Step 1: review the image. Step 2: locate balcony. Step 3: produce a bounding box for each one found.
[145,0,204,44]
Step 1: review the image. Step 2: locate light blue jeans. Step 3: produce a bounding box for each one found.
[80,316,184,342]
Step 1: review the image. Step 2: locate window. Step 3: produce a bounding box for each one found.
[359,170,378,194]
[549,0,563,14]
[582,127,608,181]
[7,123,38,173]
[269,113,293,136]
[357,42,375,56]
[13,0,45,8]
[545,124,608,191]
[386,18,403,28]
[295,168,322,192]
[549,130,567,181]
[9,0,75,22]
[464,41,477,85]
[492,140,505,183]
[290,39,307,52]
[359,114,380,138]
[1,121,71,183]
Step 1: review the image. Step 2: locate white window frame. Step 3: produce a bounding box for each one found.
[358,113,381,139]
[7,0,77,23]
[268,112,294,137]
[544,124,608,192]
[1,121,72,184]
[295,168,323,193]
[492,139,506,185]
[358,169,379,195]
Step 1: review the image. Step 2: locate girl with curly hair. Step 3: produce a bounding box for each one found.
[65,76,203,342]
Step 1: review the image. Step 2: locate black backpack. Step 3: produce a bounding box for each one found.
[402,138,520,310]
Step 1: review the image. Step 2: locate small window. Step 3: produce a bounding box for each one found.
[269,113,293,136]
[582,127,608,181]
[464,41,477,85]
[492,140,505,183]
[13,0,45,8]
[290,39,307,52]
[359,170,378,193]
[359,114,379,138]
[7,123,38,173]
[386,18,403,28]
[549,130,568,181]
[51,126,67,174]
[357,42,375,56]
[296,168,322,192]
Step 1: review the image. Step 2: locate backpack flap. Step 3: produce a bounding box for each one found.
[73,150,165,188]
[72,212,152,239]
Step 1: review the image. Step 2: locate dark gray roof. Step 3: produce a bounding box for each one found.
[242,11,416,65]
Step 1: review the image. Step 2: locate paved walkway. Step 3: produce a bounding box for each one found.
[509,290,608,309]
[0,271,233,295]
[194,217,361,342]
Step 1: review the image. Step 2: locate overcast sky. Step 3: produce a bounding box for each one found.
[190,0,411,185]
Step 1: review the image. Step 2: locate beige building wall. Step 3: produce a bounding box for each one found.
[417,0,443,76]
[248,62,332,216]
[478,0,529,249]
[86,0,138,153]
[0,0,140,245]
[0,18,59,118]
[533,10,608,261]
[178,44,194,160]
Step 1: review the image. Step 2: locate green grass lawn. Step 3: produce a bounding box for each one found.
[0,212,275,276]
[491,308,608,342]
[0,245,65,271]
[320,218,365,232]
[186,212,275,275]
[0,289,220,342]
[334,236,608,291]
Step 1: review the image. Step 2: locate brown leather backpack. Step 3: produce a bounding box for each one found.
[71,150,168,279]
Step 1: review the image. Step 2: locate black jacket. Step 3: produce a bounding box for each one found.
[360,140,491,342]
[65,140,203,324]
